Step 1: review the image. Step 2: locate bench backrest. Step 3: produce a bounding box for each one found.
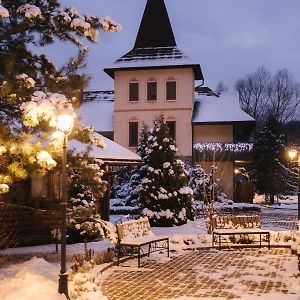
[116,217,153,242]
[211,215,261,231]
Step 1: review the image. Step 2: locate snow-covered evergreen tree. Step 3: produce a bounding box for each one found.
[251,114,290,204]
[139,116,195,226]
[111,124,150,207]
[67,153,117,246]
[67,184,100,244]
[110,167,132,205]
[0,1,120,194]
[126,124,150,206]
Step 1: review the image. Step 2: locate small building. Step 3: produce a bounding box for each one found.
[78,0,255,201]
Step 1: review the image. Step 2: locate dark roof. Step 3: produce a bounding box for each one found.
[134,0,176,49]
[115,46,184,63]
[103,0,204,81]
[83,90,114,102]
[104,46,204,80]
[195,86,219,97]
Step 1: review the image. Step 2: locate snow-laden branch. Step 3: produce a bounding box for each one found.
[0,2,121,44]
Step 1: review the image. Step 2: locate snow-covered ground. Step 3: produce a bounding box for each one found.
[0,202,299,300]
[0,257,65,300]
[254,194,299,210]
[0,257,108,300]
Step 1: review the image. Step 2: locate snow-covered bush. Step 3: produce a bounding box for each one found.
[188,164,220,204]
[67,153,117,246]
[70,248,114,299]
[110,167,132,202]
[111,125,150,209]
[138,115,195,226]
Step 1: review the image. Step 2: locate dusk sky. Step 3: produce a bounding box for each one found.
[52,0,300,92]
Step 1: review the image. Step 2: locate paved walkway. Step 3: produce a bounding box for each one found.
[100,209,298,300]
[99,248,299,300]
[260,209,298,231]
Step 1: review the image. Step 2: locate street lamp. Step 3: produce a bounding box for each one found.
[57,109,74,299]
[288,149,300,222]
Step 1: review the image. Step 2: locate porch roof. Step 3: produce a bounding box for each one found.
[68,133,141,165]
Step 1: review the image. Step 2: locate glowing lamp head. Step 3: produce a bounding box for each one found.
[288,149,297,161]
[57,109,74,134]
[234,168,240,174]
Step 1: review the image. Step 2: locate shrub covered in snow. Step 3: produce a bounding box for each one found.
[138,115,195,226]
[110,166,132,203]
[67,153,117,245]
[188,164,220,204]
[111,124,150,209]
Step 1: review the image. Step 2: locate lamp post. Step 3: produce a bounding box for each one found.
[57,109,74,299]
[288,149,300,223]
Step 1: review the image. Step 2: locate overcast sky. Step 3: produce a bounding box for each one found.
[52,0,300,92]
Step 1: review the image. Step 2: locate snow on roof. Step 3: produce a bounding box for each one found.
[68,133,141,163]
[193,92,255,123]
[84,90,114,102]
[104,47,203,80]
[76,91,114,132]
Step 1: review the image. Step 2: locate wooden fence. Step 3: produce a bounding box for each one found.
[0,202,60,247]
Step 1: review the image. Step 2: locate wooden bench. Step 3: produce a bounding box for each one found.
[116,217,169,267]
[211,215,270,250]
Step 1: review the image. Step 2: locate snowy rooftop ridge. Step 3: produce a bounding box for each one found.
[115,46,188,63]
[104,46,203,80]
[193,92,255,123]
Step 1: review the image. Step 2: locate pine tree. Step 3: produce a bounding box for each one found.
[139,116,195,227]
[0,1,120,194]
[126,124,150,206]
[111,124,150,207]
[67,153,117,246]
[67,183,100,244]
[251,114,288,204]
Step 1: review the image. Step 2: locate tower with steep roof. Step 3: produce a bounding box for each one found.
[104,0,204,159]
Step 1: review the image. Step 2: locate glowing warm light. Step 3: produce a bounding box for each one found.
[51,130,63,139]
[288,149,297,161]
[57,109,74,133]
[234,168,240,174]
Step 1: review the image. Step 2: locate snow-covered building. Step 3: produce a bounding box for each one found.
[78,0,255,200]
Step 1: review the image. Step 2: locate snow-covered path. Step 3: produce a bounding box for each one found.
[100,248,299,300]
[0,206,298,300]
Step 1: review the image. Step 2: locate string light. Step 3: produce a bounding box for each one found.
[194,143,253,153]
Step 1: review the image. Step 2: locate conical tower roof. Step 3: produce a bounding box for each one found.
[134,0,176,49]
[104,0,203,81]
